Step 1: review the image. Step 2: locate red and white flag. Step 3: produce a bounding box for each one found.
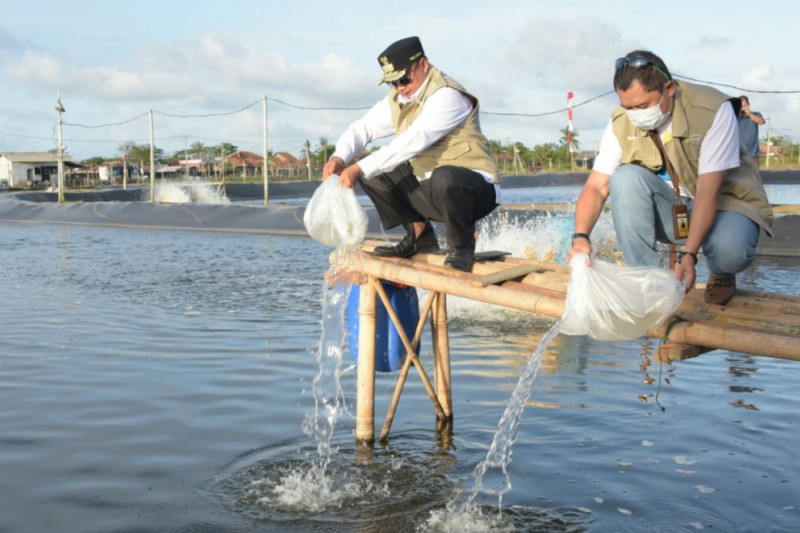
[567,91,574,152]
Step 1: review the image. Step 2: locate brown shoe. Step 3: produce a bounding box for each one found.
[704,275,736,305]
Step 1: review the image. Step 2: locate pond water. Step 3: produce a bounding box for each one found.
[1,187,799,532]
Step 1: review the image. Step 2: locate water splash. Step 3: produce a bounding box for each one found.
[154,182,230,204]
[419,321,563,532]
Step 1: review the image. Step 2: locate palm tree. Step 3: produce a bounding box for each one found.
[559,127,580,153]
[317,137,331,165]
[190,141,206,160]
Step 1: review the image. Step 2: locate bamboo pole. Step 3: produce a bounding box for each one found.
[356,278,377,443]
[432,292,452,420]
[370,278,445,420]
[653,319,800,362]
[379,290,437,443]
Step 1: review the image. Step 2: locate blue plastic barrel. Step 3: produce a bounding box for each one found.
[347,282,420,372]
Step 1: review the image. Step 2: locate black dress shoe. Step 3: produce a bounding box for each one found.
[372,222,439,258]
[444,246,475,271]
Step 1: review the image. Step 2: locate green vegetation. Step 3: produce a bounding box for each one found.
[75,129,800,179]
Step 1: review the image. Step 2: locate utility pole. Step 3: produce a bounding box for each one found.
[513,145,523,174]
[123,144,129,190]
[55,92,65,203]
[268,95,269,205]
[184,137,189,180]
[305,139,312,180]
[149,110,155,202]
[765,117,772,170]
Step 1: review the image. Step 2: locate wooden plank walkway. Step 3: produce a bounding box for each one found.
[344,241,800,363]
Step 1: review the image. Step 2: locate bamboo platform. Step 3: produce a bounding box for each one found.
[335,241,800,443]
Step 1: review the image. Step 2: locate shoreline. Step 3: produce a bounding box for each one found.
[3,169,799,202]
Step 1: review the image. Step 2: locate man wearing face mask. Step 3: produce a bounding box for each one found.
[322,36,500,272]
[568,50,772,305]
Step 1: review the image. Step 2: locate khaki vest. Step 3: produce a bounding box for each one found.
[611,80,773,236]
[388,66,500,183]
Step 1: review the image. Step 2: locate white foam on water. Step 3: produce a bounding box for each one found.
[155,182,192,203]
[154,182,230,204]
[190,183,230,204]
[270,464,347,512]
[443,211,619,321]
[421,500,515,533]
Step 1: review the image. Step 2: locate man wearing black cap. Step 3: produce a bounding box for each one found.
[322,36,500,271]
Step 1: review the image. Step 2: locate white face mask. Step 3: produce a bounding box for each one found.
[626,92,670,131]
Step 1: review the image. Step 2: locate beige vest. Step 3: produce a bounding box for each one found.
[389,66,500,183]
[611,80,773,236]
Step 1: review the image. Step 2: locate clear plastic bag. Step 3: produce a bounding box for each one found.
[303,175,368,247]
[560,253,685,341]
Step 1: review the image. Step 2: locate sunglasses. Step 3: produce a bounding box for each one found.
[390,61,418,87]
[615,56,670,82]
[391,74,412,87]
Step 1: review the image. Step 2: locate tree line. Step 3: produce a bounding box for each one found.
[75,127,583,175]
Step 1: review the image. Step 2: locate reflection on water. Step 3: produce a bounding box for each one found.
[1,190,799,532]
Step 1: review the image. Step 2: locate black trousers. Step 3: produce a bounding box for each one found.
[359,163,498,248]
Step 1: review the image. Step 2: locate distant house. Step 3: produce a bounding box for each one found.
[573,151,597,170]
[177,158,213,177]
[99,160,140,183]
[216,151,265,178]
[270,151,305,178]
[155,165,188,180]
[759,143,783,160]
[0,152,79,187]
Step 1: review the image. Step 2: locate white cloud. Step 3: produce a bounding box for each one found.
[741,65,772,91]
[5,51,63,86]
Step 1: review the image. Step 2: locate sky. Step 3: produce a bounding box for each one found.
[2,0,799,163]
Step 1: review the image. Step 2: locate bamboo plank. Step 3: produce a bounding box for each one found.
[677,308,800,336]
[677,292,800,323]
[471,263,545,287]
[685,288,800,314]
[736,288,800,304]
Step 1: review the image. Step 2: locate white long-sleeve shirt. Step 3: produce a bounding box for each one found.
[331,75,500,198]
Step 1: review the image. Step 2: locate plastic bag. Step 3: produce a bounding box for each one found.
[303,175,368,247]
[560,253,685,341]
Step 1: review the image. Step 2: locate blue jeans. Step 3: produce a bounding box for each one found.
[608,164,759,277]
